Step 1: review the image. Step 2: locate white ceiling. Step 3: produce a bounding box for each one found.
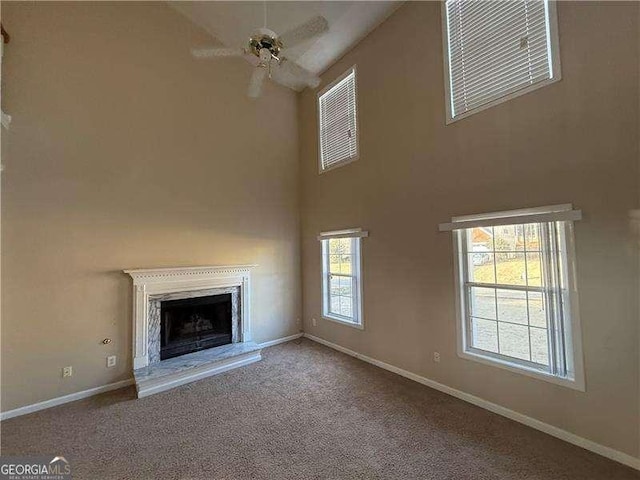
[169,1,401,79]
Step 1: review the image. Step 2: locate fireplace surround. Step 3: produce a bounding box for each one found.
[124,265,260,397]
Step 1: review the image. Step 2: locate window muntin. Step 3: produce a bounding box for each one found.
[449,207,583,389]
[461,223,561,370]
[321,235,363,327]
[318,67,358,172]
[442,0,561,122]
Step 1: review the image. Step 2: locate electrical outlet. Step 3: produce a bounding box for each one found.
[62,366,73,378]
[433,352,441,363]
[107,356,117,368]
[312,318,317,327]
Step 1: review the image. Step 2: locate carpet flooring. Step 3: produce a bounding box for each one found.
[1,338,638,479]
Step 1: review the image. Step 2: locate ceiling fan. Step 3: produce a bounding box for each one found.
[191,5,328,98]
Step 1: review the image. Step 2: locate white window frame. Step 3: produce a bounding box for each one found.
[440,204,585,391]
[441,0,562,124]
[317,66,359,174]
[318,228,367,329]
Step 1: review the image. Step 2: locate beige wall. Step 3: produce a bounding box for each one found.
[2,0,639,462]
[1,2,300,411]
[299,2,639,458]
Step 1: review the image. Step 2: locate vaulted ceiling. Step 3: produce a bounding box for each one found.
[169,1,401,86]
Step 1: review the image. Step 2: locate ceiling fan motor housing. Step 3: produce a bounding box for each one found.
[249,28,283,61]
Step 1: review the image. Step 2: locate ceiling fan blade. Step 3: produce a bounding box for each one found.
[279,16,328,48]
[248,67,268,98]
[191,47,245,59]
[272,59,321,91]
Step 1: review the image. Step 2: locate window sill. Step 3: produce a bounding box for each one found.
[322,315,364,330]
[445,76,561,124]
[458,349,585,392]
[318,154,359,174]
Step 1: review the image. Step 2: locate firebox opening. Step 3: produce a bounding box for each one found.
[160,294,232,360]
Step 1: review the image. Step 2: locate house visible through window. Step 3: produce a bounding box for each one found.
[317,67,358,172]
[442,0,561,122]
[319,228,367,328]
[439,205,585,390]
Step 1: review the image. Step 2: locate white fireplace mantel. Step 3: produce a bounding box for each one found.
[124,265,257,370]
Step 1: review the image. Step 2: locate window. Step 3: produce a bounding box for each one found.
[319,229,367,328]
[442,0,561,122]
[317,67,358,173]
[439,205,584,390]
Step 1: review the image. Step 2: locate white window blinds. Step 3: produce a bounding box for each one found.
[444,0,560,121]
[318,67,358,172]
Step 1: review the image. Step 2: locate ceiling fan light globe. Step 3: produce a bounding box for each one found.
[259,48,272,63]
[249,31,283,60]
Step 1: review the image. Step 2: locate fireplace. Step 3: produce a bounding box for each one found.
[126,265,255,370]
[125,265,259,398]
[160,294,232,360]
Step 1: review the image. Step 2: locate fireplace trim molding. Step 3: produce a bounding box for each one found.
[124,265,256,370]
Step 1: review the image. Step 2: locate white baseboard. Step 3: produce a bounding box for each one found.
[303,333,640,471]
[3,333,637,471]
[258,332,303,349]
[0,378,134,421]
[0,333,300,420]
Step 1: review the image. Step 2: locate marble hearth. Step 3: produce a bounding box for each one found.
[124,265,261,398]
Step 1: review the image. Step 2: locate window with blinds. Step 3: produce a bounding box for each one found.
[317,67,358,173]
[439,204,585,390]
[442,0,561,122]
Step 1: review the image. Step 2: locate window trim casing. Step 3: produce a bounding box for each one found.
[319,228,367,330]
[440,0,562,124]
[449,205,585,391]
[317,66,360,174]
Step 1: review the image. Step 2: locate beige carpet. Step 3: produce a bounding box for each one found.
[1,338,638,479]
